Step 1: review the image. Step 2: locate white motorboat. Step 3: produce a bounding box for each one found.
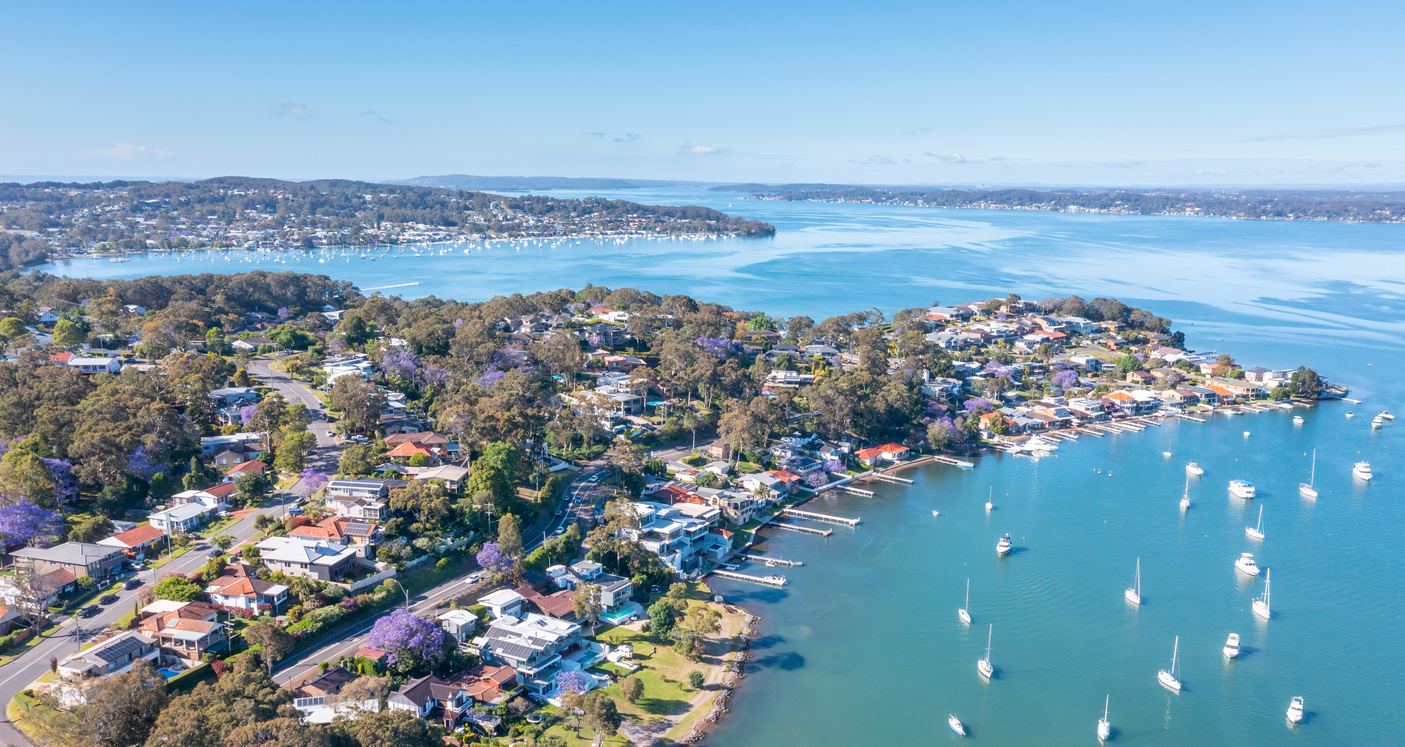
[1229,480,1256,499]
[1382,411,1395,420]
[1245,506,1265,540]
[1223,633,1241,658]
[1125,558,1142,605]
[1253,568,1271,620]
[932,510,941,517]
[1243,431,1251,437]
[996,534,1012,556]
[1346,411,1354,418]
[1235,552,1261,577]
[959,579,971,624]
[1098,695,1111,741]
[1180,475,1191,511]
[1186,462,1204,476]
[1353,461,1373,481]
[1293,415,1303,424]
[1162,451,1172,457]
[1287,696,1303,724]
[949,715,966,736]
[1157,636,1182,692]
[977,624,994,679]
[1299,449,1318,499]
[1371,415,1383,429]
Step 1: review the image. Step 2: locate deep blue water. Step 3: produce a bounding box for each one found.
[35,187,1405,744]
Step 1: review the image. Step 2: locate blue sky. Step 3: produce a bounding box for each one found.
[3,0,1404,186]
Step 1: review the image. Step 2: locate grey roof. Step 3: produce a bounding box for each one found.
[12,542,120,566]
[89,633,154,663]
[596,573,631,593]
[150,503,213,523]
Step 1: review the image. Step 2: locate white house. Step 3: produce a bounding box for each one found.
[67,357,122,375]
[147,502,215,535]
[56,631,159,678]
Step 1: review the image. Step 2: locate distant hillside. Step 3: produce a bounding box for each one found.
[717,184,1405,223]
[393,174,699,191]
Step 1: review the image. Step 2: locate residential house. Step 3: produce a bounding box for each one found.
[472,613,583,678]
[547,561,633,610]
[388,675,474,728]
[221,460,267,483]
[56,631,160,678]
[878,443,911,462]
[67,357,122,375]
[148,502,216,535]
[624,502,715,573]
[696,487,758,526]
[290,516,382,556]
[1208,377,1267,399]
[11,542,125,583]
[738,472,784,502]
[96,524,166,560]
[324,479,398,521]
[1126,371,1157,386]
[444,664,519,707]
[205,568,289,614]
[209,387,259,406]
[0,607,21,636]
[0,568,76,608]
[477,589,527,621]
[138,603,227,663]
[200,432,265,457]
[210,450,251,469]
[34,307,59,324]
[386,441,436,465]
[438,609,482,644]
[255,536,362,582]
[232,336,274,352]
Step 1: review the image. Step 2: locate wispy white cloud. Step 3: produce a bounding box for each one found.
[585,131,606,138]
[901,127,935,136]
[854,155,895,166]
[923,152,967,163]
[613,133,642,143]
[92,143,173,160]
[278,103,308,118]
[680,143,722,155]
[1240,123,1405,143]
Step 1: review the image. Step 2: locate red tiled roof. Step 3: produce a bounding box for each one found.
[386,442,431,459]
[355,647,385,661]
[225,460,266,475]
[855,447,883,459]
[878,443,910,454]
[767,469,800,483]
[204,482,238,499]
[108,524,165,548]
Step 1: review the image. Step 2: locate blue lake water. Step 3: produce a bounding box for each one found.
[35,187,1405,744]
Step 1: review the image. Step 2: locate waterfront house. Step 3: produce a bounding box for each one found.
[11,542,125,583]
[1208,377,1267,399]
[546,561,633,610]
[624,502,714,572]
[472,612,583,679]
[56,631,159,678]
[738,472,784,502]
[697,487,758,525]
[96,524,166,560]
[878,443,911,461]
[445,664,520,707]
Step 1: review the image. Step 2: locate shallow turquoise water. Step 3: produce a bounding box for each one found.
[35,187,1405,743]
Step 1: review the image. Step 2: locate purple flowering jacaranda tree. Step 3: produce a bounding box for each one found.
[366,609,446,672]
[0,501,65,550]
[476,541,515,574]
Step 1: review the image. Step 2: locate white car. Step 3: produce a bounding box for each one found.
[326,430,334,438]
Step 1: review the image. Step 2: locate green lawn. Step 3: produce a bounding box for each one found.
[594,627,700,720]
[9,691,80,744]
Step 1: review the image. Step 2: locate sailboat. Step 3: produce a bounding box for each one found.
[1299,450,1318,498]
[959,579,971,624]
[1253,568,1271,620]
[1245,506,1265,540]
[948,714,966,736]
[1098,695,1111,742]
[1158,636,1183,692]
[977,624,994,679]
[1179,475,1191,511]
[1125,558,1142,605]
[986,486,993,512]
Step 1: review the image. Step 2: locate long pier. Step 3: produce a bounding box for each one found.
[870,473,914,484]
[842,485,876,497]
[1172,412,1206,423]
[711,569,787,587]
[741,553,804,567]
[773,522,833,537]
[782,508,861,526]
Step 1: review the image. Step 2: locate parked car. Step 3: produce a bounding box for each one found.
[326,430,334,438]
[123,578,142,590]
[99,594,119,605]
[79,605,101,618]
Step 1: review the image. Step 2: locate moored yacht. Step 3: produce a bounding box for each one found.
[1235,553,1261,577]
[1125,558,1142,605]
[1186,462,1204,476]
[977,624,994,679]
[1353,461,1373,481]
[948,715,966,736]
[1098,695,1111,742]
[1157,636,1182,692]
[1229,479,1256,499]
[1293,415,1303,424]
[996,534,1012,556]
[959,579,971,624]
[1287,696,1304,724]
[1246,506,1265,540]
[1180,475,1191,511]
[1253,568,1272,619]
[1299,450,1318,499]
[1223,633,1240,658]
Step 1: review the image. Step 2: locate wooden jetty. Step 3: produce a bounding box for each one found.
[773,522,833,537]
[782,508,861,526]
[842,485,876,497]
[741,553,804,567]
[870,473,914,484]
[1172,412,1207,423]
[927,455,975,468]
[711,569,788,587]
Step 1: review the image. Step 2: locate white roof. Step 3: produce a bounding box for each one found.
[438,609,478,624]
[480,589,525,607]
[140,600,188,615]
[256,536,357,565]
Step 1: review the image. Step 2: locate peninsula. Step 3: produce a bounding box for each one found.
[711,183,1405,223]
[0,272,1335,747]
[0,177,776,267]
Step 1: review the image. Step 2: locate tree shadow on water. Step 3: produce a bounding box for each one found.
[750,651,805,671]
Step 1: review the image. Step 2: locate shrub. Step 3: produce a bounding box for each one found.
[688,670,705,689]
[0,635,14,653]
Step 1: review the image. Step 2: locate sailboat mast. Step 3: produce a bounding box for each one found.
[1171,636,1179,674]
[1310,450,1316,485]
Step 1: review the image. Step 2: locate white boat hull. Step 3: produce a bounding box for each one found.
[1245,527,1264,540]
[1223,646,1239,658]
[1298,484,1317,499]
[1287,698,1303,724]
[1253,600,1270,619]
[1098,720,1110,741]
[1186,464,1204,476]
[1157,670,1181,692]
[977,659,993,679]
[949,716,966,736]
[1235,560,1260,577]
[1124,588,1141,605]
[959,609,971,624]
[1180,497,1191,510]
